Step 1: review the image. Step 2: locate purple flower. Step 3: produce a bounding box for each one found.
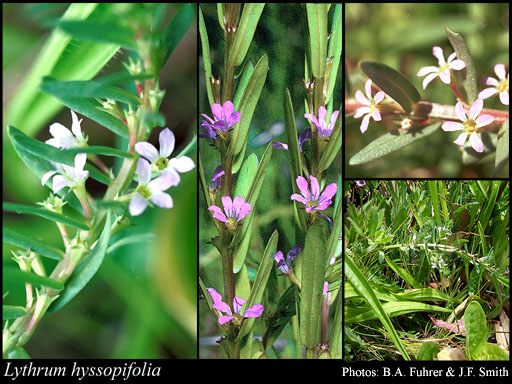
[304,106,338,139]
[209,165,225,191]
[291,175,337,214]
[478,64,509,106]
[275,245,301,275]
[273,128,312,152]
[207,288,264,325]
[200,101,241,141]
[441,98,494,153]
[353,79,385,133]
[135,128,195,187]
[417,46,466,89]
[208,195,251,229]
[356,180,366,187]
[129,158,173,216]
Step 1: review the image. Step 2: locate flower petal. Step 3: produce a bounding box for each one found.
[360,114,371,133]
[136,158,152,185]
[354,107,370,119]
[218,315,234,325]
[169,156,195,173]
[319,183,338,203]
[373,91,385,104]
[221,196,233,216]
[129,193,148,216]
[453,132,468,147]
[354,90,369,106]
[417,66,438,77]
[478,87,499,99]
[469,132,483,153]
[499,91,509,105]
[135,142,160,163]
[295,176,310,199]
[442,121,464,132]
[70,110,83,138]
[158,128,175,158]
[494,64,506,80]
[475,114,495,128]
[439,69,451,84]
[52,175,69,193]
[290,194,307,205]
[449,59,466,71]
[455,102,467,122]
[207,288,223,305]
[309,176,320,200]
[41,170,56,186]
[208,205,227,223]
[432,46,445,64]
[468,98,483,120]
[364,79,373,99]
[150,192,173,209]
[243,304,264,318]
[422,73,439,90]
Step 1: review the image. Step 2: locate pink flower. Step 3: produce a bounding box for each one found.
[291,175,337,214]
[478,64,509,106]
[441,98,494,153]
[208,195,251,230]
[275,245,301,275]
[304,106,339,139]
[417,46,466,89]
[200,101,241,141]
[353,79,385,133]
[207,288,263,325]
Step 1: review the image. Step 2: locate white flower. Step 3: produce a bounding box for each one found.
[417,46,466,89]
[353,79,385,133]
[135,128,195,187]
[46,110,88,149]
[478,64,509,106]
[129,158,173,216]
[41,153,89,193]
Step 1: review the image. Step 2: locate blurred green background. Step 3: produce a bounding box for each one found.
[3,3,197,358]
[345,3,509,178]
[198,3,342,358]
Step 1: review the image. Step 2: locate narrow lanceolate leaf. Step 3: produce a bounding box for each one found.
[233,59,255,111]
[229,143,273,249]
[3,305,27,320]
[345,301,452,323]
[318,100,342,172]
[49,211,112,312]
[3,267,65,291]
[63,146,133,159]
[40,77,141,106]
[7,348,31,359]
[446,27,478,104]
[300,221,328,349]
[228,54,269,158]
[228,3,265,68]
[237,230,278,340]
[161,3,193,66]
[360,61,421,114]
[349,122,441,165]
[3,202,90,231]
[40,95,129,138]
[306,3,329,79]
[345,254,410,360]
[234,153,259,201]
[325,4,342,103]
[464,301,487,358]
[57,20,137,51]
[8,126,111,186]
[472,343,509,360]
[199,6,215,107]
[284,89,306,231]
[494,120,509,174]
[3,227,64,260]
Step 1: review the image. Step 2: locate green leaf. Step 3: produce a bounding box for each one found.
[57,20,137,51]
[106,233,155,254]
[227,54,269,158]
[345,254,410,360]
[237,230,278,341]
[349,122,441,165]
[345,301,451,323]
[161,3,193,66]
[306,4,329,79]
[464,300,487,358]
[49,211,112,312]
[3,227,64,261]
[40,76,141,105]
[7,347,31,359]
[234,153,259,201]
[494,120,509,174]
[383,254,421,289]
[8,126,112,186]
[233,59,255,111]
[63,146,133,159]
[262,285,296,350]
[360,61,421,114]
[3,305,27,320]
[300,221,328,349]
[472,343,509,361]
[318,103,342,172]
[199,6,215,107]
[40,95,129,139]
[446,27,478,104]
[3,202,90,231]
[3,267,65,291]
[233,218,253,274]
[283,89,307,231]
[228,4,265,68]
[417,341,440,361]
[325,4,342,104]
